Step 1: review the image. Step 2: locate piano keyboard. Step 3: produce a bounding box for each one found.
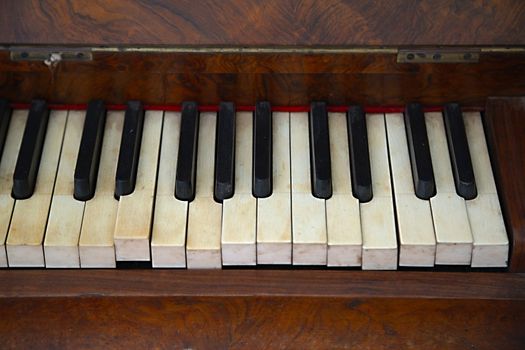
[0,100,509,269]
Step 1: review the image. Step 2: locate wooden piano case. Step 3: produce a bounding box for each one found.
[1,1,525,348]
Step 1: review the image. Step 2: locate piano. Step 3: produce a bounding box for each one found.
[1,0,524,348]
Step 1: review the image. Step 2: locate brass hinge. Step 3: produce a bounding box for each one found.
[397,48,480,63]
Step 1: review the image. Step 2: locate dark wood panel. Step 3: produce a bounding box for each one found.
[485,97,525,272]
[0,297,524,349]
[1,0,524,46]
[1,51,524,106]
[1,270,524,299]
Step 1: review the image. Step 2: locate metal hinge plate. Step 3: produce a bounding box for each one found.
[397,48,480,63]
[10,47,92,62]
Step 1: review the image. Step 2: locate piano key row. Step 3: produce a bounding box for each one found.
[0,100,508,269]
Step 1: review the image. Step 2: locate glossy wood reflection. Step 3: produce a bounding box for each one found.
[485,97,525,272]
[1,297,524,349]
[1,0,524,46]
[0,51,525,106]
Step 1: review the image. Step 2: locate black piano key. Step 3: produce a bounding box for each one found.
[443,103,477,200]
[309,101,332,199]
[346,105,373,202]
[0,99,12,162]
[175,101,199,201]
[12,99,49,199]
[252,101,272,198]
[214,102,236,202]
[74,100,106,201]
[114,101,144,198]
[405,103,436,200]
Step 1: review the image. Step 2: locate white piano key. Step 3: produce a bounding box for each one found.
[0,110,27,267]
[326,112,361,266]
[385,113,436,267]
[257,112,292,265]
[463,112,508,267]
[6,110,67,267]
[361,113,397,270]
[222,112,256,265]
[44,111,86,268]
[290,112,326,265]
[465,194,508,267]
[186,112,222,268]
[114,111,162,261]
[151,111,188,268]
[463,113,498,195]
[426,112,473,265]
[79,111,123,268]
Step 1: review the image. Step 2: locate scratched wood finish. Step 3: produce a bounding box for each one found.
[0,51,525,106]
[485,97,525,272]
[1,270,524,299]
[0,0,524,46]
[0,297,524,349]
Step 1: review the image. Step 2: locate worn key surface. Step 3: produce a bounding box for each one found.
[74,100,106,201]
[360,113,397,270]
[426,112,473,265]
[256,112,292,264]
[252,101,272,198]
[79,111,123,268]
[114,101,144,198]
[7,110,67,267]
[222,111,256,265]
[186,112,222,268]
[309,101,332,199]
[443,103,477,200]
[463,112,508,267]
[291,112,327,265]
[214,102,236,202]
[175,101,199,202]
[326,112,362,266]
[114,111,163,261]
[151,111,188,267]
[12,100,49,200]
[347,106,372,202]
[405,103,436,200]
[386,113,436,267]
[0,110,27,267]
[44,111,86,268]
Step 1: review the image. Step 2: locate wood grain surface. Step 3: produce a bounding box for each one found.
[0,297,524,349]
[485,97,525,272]
[1,51,525,106]
[0,270,524,299]
[1,0,524,46]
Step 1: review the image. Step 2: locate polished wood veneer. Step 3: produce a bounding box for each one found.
[1,1,525,348]
[1,270,524,299]
[0,270,524,349]
[1,51,525,106]
[1,0,524,46]
[2,297,525,349]
[485,97,525,272]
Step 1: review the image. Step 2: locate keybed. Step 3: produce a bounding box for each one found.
[0,101,509,269]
